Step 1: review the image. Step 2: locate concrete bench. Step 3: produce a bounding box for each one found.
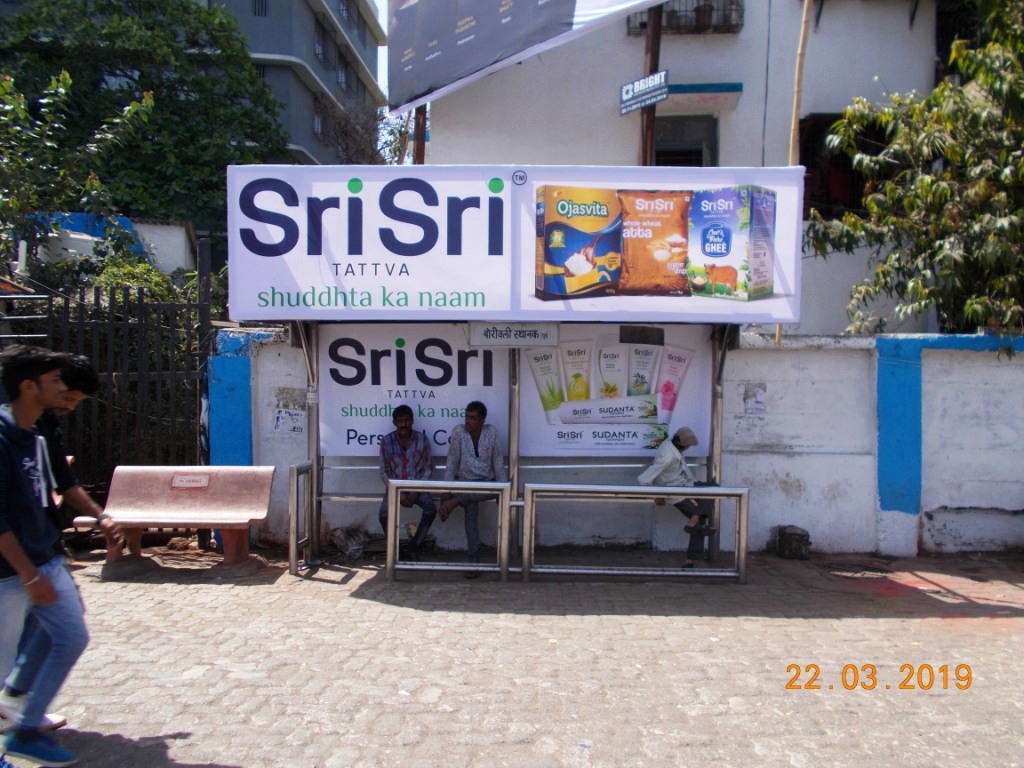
[102,465,276,569]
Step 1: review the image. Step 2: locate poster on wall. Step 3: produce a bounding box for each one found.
[228,165,803,325]
[518,323,712,456]
[318,323,510,457]
[317,322,710,458]
[387,0,664,114]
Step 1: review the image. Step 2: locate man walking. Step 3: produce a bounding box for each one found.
[0,346,87,767]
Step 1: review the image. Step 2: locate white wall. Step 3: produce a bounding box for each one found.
[134,222,195,275]
[251,342,310,543]
[245,332,1024,556]
[792,246,934,336]
[720,336,879,552]
[920,349,1024,552]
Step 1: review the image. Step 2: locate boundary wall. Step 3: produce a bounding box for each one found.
[209,329,1024,556]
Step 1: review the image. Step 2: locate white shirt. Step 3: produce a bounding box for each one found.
[637,438,696,502]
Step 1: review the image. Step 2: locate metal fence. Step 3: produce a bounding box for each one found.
[0,282,212,502]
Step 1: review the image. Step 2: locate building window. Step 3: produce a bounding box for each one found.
[799,114,869,219]
[314,22,327,62]
[337,60,349,91]
[313,108,324,138]
[338,0,350,22]
[255,64,266,79]
[627,1,744,36]
[253,0,267,16]
[653,115,718,167]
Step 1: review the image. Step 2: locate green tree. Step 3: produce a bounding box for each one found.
[0,0,288,232]
[804,0,1024,335]
[0,70,151,261]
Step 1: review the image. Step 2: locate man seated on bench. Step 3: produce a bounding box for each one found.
[638,427,716,569]
[377,405,436,561]
[438,401,506,577]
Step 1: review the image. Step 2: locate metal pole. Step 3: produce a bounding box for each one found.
[413,105,427,165]
[385,480,398,581]
[737,491,749,584]
[508,347,521,559]
[298,322,323,565]
[776,0,815,347]
[288,462,312,576]
[640,4,663,166]
[522,485,535,582]
[196,238,212,466]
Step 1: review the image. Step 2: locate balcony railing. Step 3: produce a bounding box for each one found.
[627,0,744,36]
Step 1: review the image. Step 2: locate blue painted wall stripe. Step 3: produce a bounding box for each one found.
[209,330,276,466]
[876,338,922,513]
[876,334,1024,515]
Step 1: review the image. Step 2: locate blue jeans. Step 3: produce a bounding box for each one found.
[455,493,498,562]
[1,556,88,729]
[379,492,438,554]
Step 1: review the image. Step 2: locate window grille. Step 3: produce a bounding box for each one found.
[253,0,267,16]
[627,0,744,36]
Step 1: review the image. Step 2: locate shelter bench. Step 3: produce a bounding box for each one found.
[99,465,276,569]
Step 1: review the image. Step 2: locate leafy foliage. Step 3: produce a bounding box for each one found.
[0,0,289,231]
[804,0,1024,335]
[0,70,151,258]
[94,253,180,302]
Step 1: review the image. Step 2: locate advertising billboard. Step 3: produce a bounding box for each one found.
[387,0,664,114]
[317,322,710,458]
[319,323,510,457]
[228,164,804,325]
[517,323,712,456]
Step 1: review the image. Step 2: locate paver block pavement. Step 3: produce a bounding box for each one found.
[5,549,1020,768]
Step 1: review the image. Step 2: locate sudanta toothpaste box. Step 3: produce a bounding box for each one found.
[687,186,777,301]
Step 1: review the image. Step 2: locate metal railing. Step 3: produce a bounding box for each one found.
[288,461,322,575]
[522,483,749,582]
[383,479,513,582]
[289,461,748,583]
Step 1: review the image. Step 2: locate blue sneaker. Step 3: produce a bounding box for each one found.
[3,731,77,767]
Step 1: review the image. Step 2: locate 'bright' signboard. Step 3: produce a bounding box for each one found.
[227,164,804,325]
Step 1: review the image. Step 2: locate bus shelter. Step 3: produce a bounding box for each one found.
[227,164,804,582]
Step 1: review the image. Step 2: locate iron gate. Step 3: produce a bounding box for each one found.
[0,282,212,502]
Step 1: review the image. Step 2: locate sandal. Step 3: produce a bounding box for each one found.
[684,523,716,536]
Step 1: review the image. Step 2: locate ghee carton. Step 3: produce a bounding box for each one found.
[536,186,622,300]
[687,186,777,300]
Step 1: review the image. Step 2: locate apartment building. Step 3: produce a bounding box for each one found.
[0,0,387,165]
[218,0,387,164]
